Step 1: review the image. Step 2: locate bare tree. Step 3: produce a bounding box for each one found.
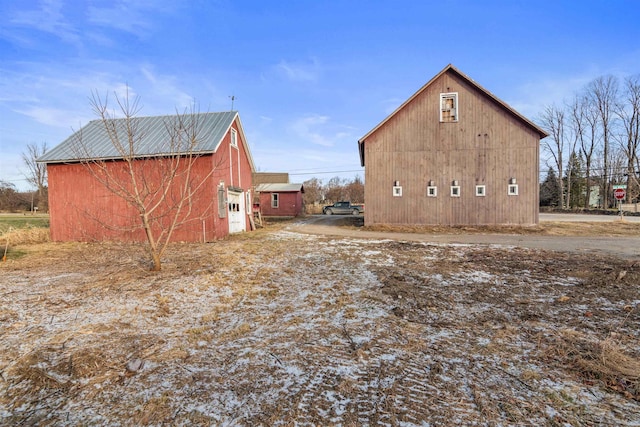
[579,94,600,208]
[324,176,345,203]
[73,90,219,271]
[616,75,640,203]
[22,142,48,211]
[609,148,629,193]
[587,76,619,207]
[302,177,324,205]
[343,175,364,203]
[0,180,22,212]
[565,96,585,208]
[540,104,566,209]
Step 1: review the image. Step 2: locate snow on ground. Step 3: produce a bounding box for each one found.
[0,229,639,426]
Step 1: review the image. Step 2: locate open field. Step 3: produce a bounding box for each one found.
[0,213,49,234]
[1,223,639,425]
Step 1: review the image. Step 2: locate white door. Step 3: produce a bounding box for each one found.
[228,191,245,233]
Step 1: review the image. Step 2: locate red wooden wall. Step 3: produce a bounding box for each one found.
[47,118,254,242]
[259,191,303,217]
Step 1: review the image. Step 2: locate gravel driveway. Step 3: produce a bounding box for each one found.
[290,214,640,260]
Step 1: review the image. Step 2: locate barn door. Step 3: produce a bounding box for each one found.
[227,191,245,233]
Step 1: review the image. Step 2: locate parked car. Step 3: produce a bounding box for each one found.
[322,201,364,215]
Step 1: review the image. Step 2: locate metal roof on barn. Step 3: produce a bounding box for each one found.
[39,111,239,163]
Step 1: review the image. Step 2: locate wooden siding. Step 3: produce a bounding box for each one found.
[259,191,304,217]
[253,172,289,185]
[363,70,540,226]
[47,119,254,242]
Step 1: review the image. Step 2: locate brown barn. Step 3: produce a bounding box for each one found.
[39,111,255,242]
[358,64,548,226]
[255,183,305,217]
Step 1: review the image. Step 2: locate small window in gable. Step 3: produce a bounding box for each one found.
[440,92,458,122]
[230,128,238,148]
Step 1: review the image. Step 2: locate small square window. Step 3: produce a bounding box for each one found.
[508,184,519,196]
[475,185,486,197]
[393,186,403,197]
[427,186,437,197]
[450,186,461,197]
[440,92,458,122]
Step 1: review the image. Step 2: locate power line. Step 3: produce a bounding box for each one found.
[289,169,363,176]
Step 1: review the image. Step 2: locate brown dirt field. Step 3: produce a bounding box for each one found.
[1,224,639,425]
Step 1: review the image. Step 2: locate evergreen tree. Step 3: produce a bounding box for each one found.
[540,168,560,207]
[565,151,586,208]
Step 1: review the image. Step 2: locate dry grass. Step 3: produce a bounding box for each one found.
[1,226,50,262]
[1,227,639,425]
[547,329,640,400]
[364,220,640,236]
[1,226,50,246]
[540,220,640,236]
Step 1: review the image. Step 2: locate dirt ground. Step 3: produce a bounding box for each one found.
[293,215,640,259]
[1,222,639,426]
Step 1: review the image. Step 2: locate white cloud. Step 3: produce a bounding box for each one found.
[510,74,596,121]
[0,0,179,51]
[140,66,195,111]
[14,106,87,128]
[5,0,81,47]
[275,58,321,83]
[508,59,640,121]
[87,1,159,38]
[289,114,334,147]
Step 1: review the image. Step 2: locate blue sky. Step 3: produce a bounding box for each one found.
[1,0,640,191]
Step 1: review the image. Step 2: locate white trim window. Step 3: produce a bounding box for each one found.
[508,184,519,196]
[230,128,238,148]
[393,186,403,197]
[475,185,486,197]
[427,186,438,197]
[440,92,458,122]
[450,185,461,197]
[271,193,279,208]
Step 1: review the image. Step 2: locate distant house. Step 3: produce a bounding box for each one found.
[358,64,548,226]
[255,183,305,217]
[38,111,255,242]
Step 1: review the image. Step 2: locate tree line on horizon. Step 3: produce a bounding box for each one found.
[539,74,639,209]
[302,176,364,208]
[6,72,640,216]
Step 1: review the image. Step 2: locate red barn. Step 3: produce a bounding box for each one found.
[255,183,305,217]
[38,111,255,242]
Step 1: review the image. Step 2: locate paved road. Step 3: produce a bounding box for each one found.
[288,215,640,260]
[540,213,640,223]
